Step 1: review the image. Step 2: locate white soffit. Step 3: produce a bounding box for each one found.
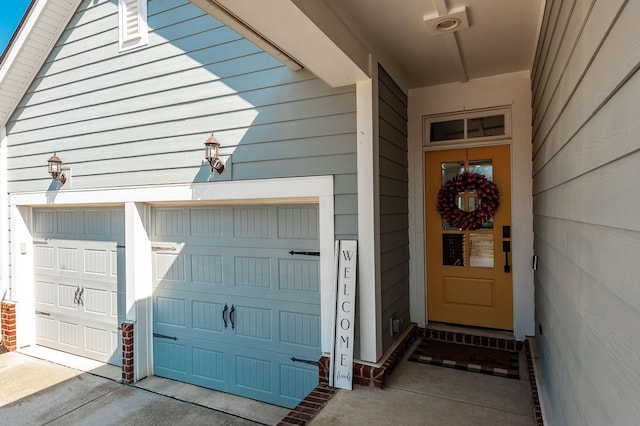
[198,0,369,87]
[0,0,83,129]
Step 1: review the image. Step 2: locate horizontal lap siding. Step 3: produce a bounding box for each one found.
[377,66,409,352]
[532,0,640,424]
[6,0,357,238]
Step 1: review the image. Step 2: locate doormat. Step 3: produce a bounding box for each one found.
[408,338,519,379]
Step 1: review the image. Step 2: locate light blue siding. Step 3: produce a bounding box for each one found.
[377,66,409,352]
[7,0,357,239]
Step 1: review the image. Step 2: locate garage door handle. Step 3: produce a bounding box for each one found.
[35,310,51,316]
[222,303,228,328]
[230,304,235,330]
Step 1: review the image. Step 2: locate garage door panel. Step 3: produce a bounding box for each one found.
[278,257,319,293]
[154,289,226,341]
[83,248,110,275]
[154,337,229,388]
[154,293,187,328]
[35,280,56,305]
[277,206,319,240]
[230,345,318,408]
[152,204,321,408]
[36,316,57,343]
[279,311,321,349]
[154,251,187,283]
[58,283,79,310]
[58,320,80,348]
[84,325,111,356]
[192,300,226,334]
[190,253,224,286]
[280,362,319,403]
[34,245,56,270]
[33,208,123,365]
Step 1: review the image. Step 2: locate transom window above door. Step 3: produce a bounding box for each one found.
[424,108,511,145]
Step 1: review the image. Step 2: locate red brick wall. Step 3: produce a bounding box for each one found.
[121,322,134,384]
[1,302,17,351]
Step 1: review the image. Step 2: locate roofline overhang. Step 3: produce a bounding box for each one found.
[0,0,83,130]
[191,0,370,88]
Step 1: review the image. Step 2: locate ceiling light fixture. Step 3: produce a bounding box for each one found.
[435,18,461,32]
[424,7,469,36]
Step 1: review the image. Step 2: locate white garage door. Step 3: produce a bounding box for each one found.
[33,208,124,365]
[152,204,321,408]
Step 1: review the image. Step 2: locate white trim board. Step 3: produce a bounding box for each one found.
[10,176,338,354]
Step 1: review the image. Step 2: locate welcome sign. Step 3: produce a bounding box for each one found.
[330,240,357,390]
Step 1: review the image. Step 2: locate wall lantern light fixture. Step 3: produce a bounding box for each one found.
[204,131,224,174]
[47,152,67,184]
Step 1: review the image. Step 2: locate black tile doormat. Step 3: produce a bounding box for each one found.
[408,338,519,379]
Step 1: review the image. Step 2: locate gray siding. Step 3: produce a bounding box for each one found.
[378,66,409,352]
[532,0,640,424]
[6,0,357,239]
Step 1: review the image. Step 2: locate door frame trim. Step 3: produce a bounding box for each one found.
[408,75,536,340]
[10,176,336,378]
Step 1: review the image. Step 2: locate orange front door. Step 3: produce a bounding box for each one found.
[425,145,513,330]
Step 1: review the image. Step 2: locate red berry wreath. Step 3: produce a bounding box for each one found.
[437,172,499,230]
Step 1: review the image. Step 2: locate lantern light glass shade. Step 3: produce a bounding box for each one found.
[204,131,224,174]
[47,152,66,184]
[48,153,61,174]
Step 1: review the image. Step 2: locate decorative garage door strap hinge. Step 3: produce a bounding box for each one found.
[288,250,320,256]
[33,240,48,245]
[152,246,177,252]
[290,357,319,366]
[153,333,178,340]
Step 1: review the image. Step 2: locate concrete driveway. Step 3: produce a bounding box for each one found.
[0,351,283,425]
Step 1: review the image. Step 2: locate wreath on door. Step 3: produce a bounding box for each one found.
[437,172,499,230]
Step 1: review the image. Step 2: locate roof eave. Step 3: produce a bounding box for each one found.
[0,0,83,130]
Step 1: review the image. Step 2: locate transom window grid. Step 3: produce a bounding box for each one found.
[424,108,511,146]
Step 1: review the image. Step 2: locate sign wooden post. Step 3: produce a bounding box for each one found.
[330,240,357,390]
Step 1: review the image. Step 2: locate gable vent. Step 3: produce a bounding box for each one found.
[119,0,148,52]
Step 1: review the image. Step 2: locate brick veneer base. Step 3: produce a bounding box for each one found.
[1,302,17,351]
[525,339,544,426]
[422,327,525,351]
[278,384,337,426]
[318,324,419,389]
[121,322,134,384]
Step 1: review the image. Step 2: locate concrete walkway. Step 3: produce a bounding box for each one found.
[0,340,537,425]
[311,339,536,425]
[0,350,287,425]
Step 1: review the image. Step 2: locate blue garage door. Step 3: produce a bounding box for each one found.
[151,204,321,408]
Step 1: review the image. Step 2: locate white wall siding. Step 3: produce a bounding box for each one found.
[378,66,409,352]
[6,0,357,238]
[532,0,640,424]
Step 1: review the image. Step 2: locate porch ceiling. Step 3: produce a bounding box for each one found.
[210,0,545,90]
[298,0,546,89]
